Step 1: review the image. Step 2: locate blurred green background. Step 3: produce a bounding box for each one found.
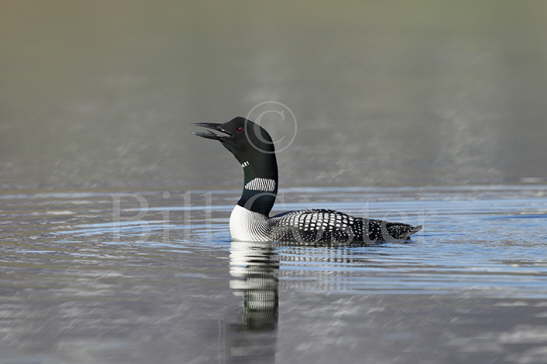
[1,0,546,190]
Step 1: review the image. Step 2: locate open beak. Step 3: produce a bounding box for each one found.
[192,122,232,141]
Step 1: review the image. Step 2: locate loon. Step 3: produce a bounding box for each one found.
[194,117,422,244]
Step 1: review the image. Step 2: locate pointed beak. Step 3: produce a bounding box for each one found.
[192,122,232,141]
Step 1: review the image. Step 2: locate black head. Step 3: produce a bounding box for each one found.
[193,116,275,161]
[194,116,278,215]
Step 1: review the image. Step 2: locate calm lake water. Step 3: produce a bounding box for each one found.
[2,1,547,363]
[1,185,547,363]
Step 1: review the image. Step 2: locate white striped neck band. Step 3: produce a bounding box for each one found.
[244,178,276,192]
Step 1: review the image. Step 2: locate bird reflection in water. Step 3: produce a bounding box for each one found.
[221,240,279,364]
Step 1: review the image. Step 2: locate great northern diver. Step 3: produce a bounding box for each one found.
[194,117,422,244]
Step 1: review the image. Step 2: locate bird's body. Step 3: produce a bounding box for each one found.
[195,117,421,245]
[230,204,420,245]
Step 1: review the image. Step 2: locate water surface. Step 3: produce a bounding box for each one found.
[1,185,547,363]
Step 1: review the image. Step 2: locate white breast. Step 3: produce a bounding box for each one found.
[229,205,270,241]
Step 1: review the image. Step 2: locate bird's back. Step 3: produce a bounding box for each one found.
[267,209,421,245]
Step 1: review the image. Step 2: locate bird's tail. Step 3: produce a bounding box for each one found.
[386,223,422,240]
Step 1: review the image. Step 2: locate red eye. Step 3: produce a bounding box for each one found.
[235,127,244,133]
